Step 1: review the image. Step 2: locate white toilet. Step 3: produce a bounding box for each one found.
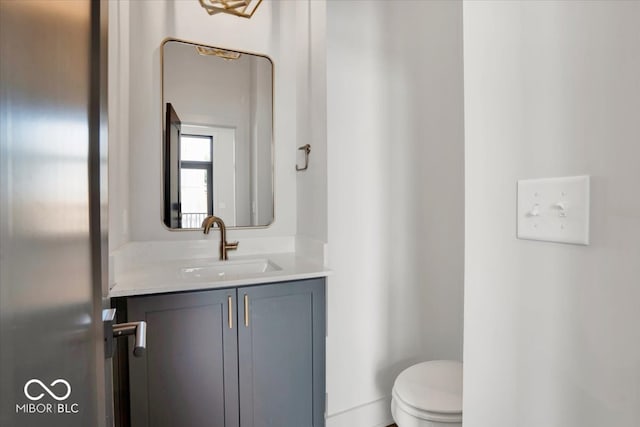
[391,360,463,427]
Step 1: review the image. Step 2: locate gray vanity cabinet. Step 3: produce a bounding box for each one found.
[120,278,325,427]
[237,279,326,427]
[126,289,240,427]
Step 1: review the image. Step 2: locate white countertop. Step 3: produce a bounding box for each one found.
[109,252,330,298]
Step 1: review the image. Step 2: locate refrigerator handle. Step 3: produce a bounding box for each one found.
[103,308,147,358]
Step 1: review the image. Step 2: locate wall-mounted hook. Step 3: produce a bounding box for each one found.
[296,144,311,172]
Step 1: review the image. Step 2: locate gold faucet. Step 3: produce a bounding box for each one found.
[201,215,239,261]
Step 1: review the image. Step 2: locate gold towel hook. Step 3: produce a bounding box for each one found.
[296,144,311,172]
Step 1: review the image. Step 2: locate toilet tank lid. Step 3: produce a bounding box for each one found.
[393,360,463,414]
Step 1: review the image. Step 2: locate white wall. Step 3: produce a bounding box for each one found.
[108,0,131,250]
[163,41,252,130]
[464,1,640,426]
[326,1,464,425]
[110,0,300,244]
[296,0,328,244]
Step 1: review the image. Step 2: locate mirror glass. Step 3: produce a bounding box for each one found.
[162,40,274,229]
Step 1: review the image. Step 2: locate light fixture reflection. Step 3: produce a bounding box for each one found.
[199,0,262,19]
[195,46,242,60]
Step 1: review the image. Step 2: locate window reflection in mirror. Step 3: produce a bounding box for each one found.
[162,40,274,230]
[179,134,213,228]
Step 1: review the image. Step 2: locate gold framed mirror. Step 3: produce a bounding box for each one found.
[162,39,274,230]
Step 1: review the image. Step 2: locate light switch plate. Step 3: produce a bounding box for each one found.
[517,175,590,245]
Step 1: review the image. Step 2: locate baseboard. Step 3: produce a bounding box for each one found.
[326,396,393,427]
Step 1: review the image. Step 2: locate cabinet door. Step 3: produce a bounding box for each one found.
[127,289,239,427]
[238,278,326,427]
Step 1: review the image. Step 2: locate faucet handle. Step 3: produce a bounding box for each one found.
[226,241,239,251]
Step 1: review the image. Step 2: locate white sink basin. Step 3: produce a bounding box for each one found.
[180,258,281,281]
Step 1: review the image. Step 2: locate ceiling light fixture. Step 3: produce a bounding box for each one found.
[199,0,263,19]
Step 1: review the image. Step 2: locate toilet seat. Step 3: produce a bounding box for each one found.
[391,360,463,426]
[392,388,462,422]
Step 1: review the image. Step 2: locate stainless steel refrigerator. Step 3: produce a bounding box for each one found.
[1,1,111,426]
